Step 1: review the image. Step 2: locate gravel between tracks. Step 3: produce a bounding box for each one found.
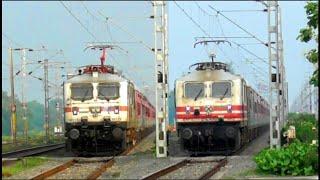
[48,162,104,179]
[212,128,270,179]
[160,162,218,180]
[98,154,186,179]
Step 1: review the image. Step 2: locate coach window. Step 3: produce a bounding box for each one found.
[98,83,120,100]
[70,83,93,101]
[211,82,231,98]
[184,82,205,99]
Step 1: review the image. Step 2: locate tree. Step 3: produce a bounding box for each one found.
[297,1,318,87]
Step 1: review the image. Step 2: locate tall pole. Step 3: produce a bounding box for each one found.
[21,49,28,143]
[9,48,17,144]
[44,59,49,143]
[268,1,281,149]
[153,1,168,157]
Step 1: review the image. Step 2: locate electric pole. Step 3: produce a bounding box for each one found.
[21,48,28,143]
[153,0,168,157]
[267,1,286,149]
[44,59,49,143]
[9,48,17,144]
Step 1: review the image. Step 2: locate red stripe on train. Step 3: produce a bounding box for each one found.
[176,105,247,112]
[176,113,244,119]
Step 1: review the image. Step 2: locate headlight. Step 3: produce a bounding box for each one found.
[185,106,191,114]
[114,106,119,114]
[72,107,79,115]
[227,104,232,113]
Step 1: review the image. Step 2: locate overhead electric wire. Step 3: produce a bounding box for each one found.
[210,6,269,66]
[231,41,268,64]
[208,5,267,47]
[97,10,154,52]
[86,9,154,83]
[194,2,213,17]
[175,1,244,74]
[80,1,100,21]
[60,1,98,41]
[174,1,210,37]
[63,2,154,91]
[216,9,267,12]
[194,3,268,66]
[178,2,268,85]
[2,33,22,47]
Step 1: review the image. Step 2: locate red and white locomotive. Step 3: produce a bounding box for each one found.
[175,61,269,154]
[64,46,155,154]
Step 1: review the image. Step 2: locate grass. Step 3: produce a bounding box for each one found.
[2,134,64,153]
[2,156,49,177]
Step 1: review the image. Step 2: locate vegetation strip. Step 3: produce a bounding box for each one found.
[2,158,21,166]
[2,157,49,178]
[2,143,65,158]
[30,159,77,180]
[86,158,115,180]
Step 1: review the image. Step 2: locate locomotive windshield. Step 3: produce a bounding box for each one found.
[184,83,204,99]
[70,83,93,101]
[98,83,120,100]
[212,82,231,98]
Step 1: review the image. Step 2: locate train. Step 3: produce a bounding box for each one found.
[174,61,269,154]
[63,48,155,155]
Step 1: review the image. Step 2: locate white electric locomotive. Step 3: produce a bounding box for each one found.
[63,46,155,155]
[175,61,269,154]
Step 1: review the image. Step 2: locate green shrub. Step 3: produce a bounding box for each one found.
[282,113,318,144]
[254,141,318,176]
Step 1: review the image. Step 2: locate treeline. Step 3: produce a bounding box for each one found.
[2,91,62,136]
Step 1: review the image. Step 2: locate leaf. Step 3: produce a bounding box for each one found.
[297,28,313,42]
[304,166,314,176]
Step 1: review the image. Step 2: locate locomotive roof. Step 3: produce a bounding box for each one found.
[65,72,129,84]
[176,68,242,82]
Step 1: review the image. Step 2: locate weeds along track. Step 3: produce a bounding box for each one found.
[2,143,65,159]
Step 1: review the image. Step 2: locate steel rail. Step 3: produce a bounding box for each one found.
[198,158,228,180]
[31,159,77,180]
[30,157,115,180]
[2,143,65,158]
[86,158,115,180]
[141,159,189,180]
[141,157,228,180]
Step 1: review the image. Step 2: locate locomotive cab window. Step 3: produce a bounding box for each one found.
[98,83,120,100]
[70,83,93,101]
[211,82,231,98]
[184,82,204,99]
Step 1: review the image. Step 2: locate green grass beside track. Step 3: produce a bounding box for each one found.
[2,157,49,177]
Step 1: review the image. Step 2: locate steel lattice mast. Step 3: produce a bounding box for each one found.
[153,1,168,157]
[267,1,287,149]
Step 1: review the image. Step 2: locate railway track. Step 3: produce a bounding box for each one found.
[2,143,65,158]
[141,157,228,180]
[30,157,115,180]
[28,136,144,180]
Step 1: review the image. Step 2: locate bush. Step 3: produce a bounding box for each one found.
[254,141,318,176]
[282,113,318,144]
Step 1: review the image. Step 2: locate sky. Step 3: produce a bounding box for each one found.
[2,1,316,107]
